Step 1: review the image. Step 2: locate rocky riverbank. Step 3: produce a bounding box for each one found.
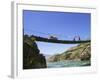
[47,42,91,63]
[23,35,47,69]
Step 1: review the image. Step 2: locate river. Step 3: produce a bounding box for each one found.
[47,60,90,68]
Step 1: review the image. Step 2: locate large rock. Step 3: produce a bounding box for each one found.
[23,35,47,69]
[80,45,91,61]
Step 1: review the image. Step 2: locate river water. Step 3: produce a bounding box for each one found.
[47,60,90,68]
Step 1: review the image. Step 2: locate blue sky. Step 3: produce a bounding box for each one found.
[23,10,91,55]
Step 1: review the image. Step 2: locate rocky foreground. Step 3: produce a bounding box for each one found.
[23,35,47,69]
[47,42,91,62]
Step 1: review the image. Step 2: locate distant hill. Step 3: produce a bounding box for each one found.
[47,42,91,62]
[41,54,52,59]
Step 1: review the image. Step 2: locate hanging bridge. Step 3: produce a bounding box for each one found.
[24,29,90,44]
[30,35,90,44]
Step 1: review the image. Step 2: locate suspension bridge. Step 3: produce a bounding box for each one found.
[29,35,90,44]
[24,29,90,44]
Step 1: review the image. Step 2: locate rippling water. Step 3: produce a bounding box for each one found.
[47,60,90,68]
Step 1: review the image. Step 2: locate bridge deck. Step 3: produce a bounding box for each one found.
[30,35,90,44]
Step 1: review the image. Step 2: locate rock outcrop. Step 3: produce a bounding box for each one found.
[48,42,91,62]
[23,35,47,69]
[80,45,91,61]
